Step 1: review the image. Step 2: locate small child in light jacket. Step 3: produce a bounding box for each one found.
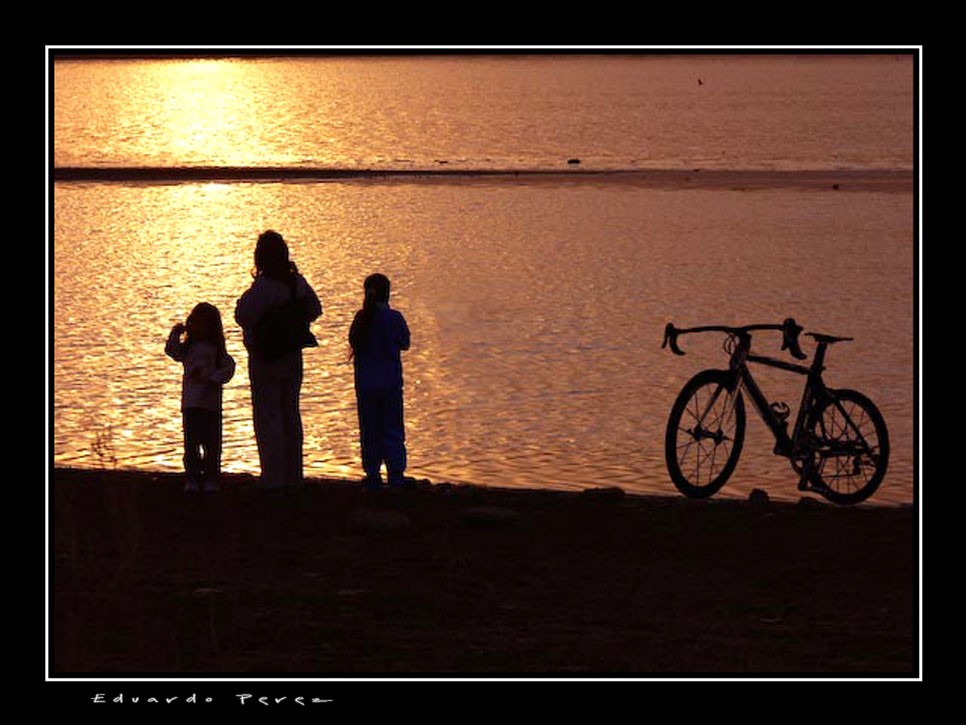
[165,302,236,492]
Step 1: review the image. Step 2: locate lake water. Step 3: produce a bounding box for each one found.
[50,52,917,505]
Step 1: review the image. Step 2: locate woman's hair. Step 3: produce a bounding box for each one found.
[186,302,228,362]
[253,229,298,280]
[349,273,391,355]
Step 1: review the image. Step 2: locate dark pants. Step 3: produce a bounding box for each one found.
[356,387,406,485]
[183,407,222,483]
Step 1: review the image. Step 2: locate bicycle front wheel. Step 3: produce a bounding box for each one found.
[665,370,746,498]
[806,389,889,505]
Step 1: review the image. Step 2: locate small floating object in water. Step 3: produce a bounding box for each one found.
[567,158,581,165]
[832,183,840,190]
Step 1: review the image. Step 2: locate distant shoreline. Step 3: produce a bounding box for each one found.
[51,166,914,192]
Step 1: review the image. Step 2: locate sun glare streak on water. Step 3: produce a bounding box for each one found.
[53,54,914,172]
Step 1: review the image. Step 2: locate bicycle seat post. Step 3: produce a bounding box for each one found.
[807,333,851,378]
[812,339,828,372]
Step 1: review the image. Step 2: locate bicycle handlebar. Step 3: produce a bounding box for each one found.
[662,318,807,360]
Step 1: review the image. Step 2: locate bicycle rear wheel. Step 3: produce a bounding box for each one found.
[665,370,745,498]
[806,389,889,505]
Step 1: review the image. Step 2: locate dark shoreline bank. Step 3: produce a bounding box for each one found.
[51,166,914,192]
[50,466,919,677]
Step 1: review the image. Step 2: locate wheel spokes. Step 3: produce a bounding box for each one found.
[676,383,738,484]
[814,398,881,494]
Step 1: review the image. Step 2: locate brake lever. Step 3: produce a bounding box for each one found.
[781,317,807,360]
[662,323,685,355]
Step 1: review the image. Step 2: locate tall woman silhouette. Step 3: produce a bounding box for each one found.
[235,230,322,491]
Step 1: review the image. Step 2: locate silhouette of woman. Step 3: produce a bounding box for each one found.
[235,230,322,491]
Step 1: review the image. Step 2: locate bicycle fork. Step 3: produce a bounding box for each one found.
[689,378,738,445]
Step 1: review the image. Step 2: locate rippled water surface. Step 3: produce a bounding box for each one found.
[53,54,914,172]
[51,53,917,504]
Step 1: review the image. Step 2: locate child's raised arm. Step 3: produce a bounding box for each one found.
[165,323,186,361]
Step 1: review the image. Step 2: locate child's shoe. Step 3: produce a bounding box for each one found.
[363,476,384,492]
[184,477,201,493]
[388,474,414,490]
[203,478,220,493]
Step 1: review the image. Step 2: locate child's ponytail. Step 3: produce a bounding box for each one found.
[349,274,391,356]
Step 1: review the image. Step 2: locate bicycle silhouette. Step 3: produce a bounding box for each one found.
[661,318,888,505]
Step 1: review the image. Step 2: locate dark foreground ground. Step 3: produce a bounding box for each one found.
[50,467,918,678]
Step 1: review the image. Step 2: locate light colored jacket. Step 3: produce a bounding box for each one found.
[165,332,236,412]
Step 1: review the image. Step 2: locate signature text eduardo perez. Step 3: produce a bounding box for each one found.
[91,692,335,706]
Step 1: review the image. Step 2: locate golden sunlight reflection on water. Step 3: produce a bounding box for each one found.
[54,55,914,173]
[97,59,317,168]
[53,179,915,504]
[52,55,915,504]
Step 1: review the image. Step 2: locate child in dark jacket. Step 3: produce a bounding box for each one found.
[348,274,411,490]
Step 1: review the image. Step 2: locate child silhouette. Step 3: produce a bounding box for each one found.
[349,274,411,490]
[165,302,236,492]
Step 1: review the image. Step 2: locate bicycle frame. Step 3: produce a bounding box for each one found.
[662,318,888,503]
[727,331,832,458]
[662,319,846,459]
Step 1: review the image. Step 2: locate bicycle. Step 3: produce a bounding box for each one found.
[661,318,889,505]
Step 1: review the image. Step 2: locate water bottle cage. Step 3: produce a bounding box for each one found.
[770,401,790,422]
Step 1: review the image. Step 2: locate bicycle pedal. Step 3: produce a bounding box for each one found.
[798,478,827,494]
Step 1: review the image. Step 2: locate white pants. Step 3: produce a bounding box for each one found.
[248,352,304,489]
